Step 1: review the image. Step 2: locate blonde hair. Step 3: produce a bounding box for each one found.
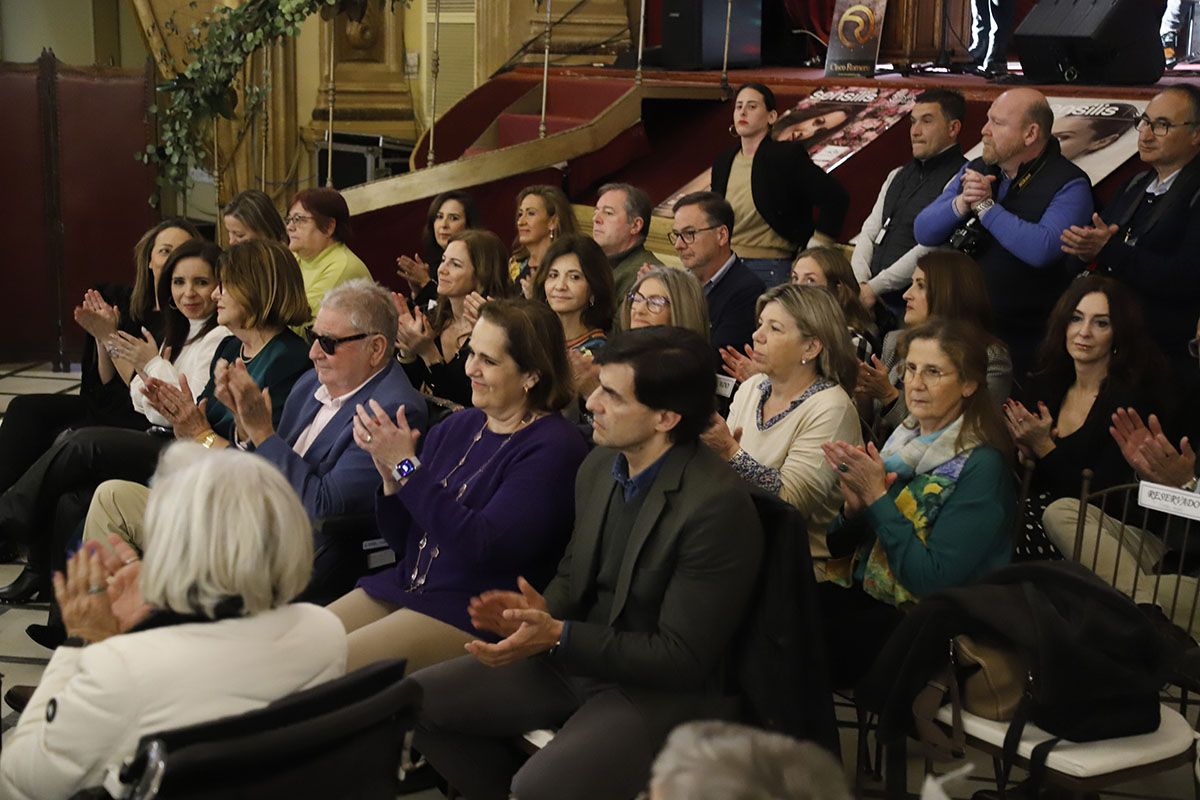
[756,283,857,392]
[616,267,710,340]
[793,246,873,333]
[218,240,311,330]
[140,443,314,618]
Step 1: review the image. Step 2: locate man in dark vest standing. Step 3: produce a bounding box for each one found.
[915,88,1093,376]
[1061,85,1200,377]
[851,88,967,322]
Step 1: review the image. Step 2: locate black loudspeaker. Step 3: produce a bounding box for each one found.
[1015,0,1166,85]
[661,0,762,70]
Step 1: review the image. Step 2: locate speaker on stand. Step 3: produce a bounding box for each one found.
[1014,0,1166,85]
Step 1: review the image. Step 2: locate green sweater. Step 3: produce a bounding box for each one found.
[827,446,1014,600]
[198,331,312,440]
[610,244,664,300]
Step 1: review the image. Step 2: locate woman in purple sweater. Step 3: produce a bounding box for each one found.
[331,298,588,671]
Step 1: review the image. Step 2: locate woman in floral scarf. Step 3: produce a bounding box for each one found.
[818,318,1015,687]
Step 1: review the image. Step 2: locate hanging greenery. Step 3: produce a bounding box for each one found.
[139,0,408,204]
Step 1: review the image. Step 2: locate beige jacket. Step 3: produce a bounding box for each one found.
[0,603,346,800]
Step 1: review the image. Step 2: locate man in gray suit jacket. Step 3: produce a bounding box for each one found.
[411,327,764,800]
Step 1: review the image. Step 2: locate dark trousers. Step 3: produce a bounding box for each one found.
[969,0,1017,69]
[0,427,167,573]
[412,655,655,800]
[817,582,905,690]
[0,394,90,494]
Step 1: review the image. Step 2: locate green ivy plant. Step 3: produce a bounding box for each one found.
[139,0,409,204]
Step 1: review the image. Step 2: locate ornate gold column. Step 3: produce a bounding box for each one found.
[310,3,416,140]
[211,39,300,210]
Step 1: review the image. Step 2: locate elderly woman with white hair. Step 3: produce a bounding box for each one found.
[648,721,850,800]
[0,444,346,800]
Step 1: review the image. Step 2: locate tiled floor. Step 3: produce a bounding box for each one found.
[0,363,1193,797]
[0,361,80,415]
[0,363,75,734]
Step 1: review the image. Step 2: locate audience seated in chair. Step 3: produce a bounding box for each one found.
[396,229,513,408]
[703,284,862,581]
[820,319,1015,687]
[1061,85,1200,378]
[116,240,229,434]
[286,187,373,323]
[1005,276,1168,561]
[0,443,346,800]
[222,188,288,245]
[510,184,578,294]
[721,246,879,381]
[591,182,663,299]
[671,191,765,359]
[615,266,710,338]
[328,298,588,674]
[82,278,427,599]
[1041,318,1200,637]
[398,189,481,311]
[533,233,616,420]
[0,239,312,604]
[532,233,615,355]
[855,250,1013,441]
[648,720,851,800]
[0,219,198,501]
[411,326,763,800]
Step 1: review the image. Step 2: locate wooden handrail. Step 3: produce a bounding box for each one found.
[347,81,724,216]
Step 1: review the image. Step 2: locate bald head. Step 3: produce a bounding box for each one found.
[1004,88,1054,143]
[982,88,1055,173]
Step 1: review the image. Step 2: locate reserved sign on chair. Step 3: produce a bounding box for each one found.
[1138,481,1200,522]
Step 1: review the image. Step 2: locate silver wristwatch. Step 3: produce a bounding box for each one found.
[972,198,995,216]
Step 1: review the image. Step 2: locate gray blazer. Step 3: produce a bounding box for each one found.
[544,441,763,737]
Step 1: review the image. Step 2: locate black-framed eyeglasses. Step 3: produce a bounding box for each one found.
[667,225,720,246]
[1189,337,1200,359]
[313,332,371,355]
[1135,114,1199,137]
[284,213,313,227]
[627,292,671,313]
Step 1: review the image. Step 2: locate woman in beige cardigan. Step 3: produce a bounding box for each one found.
[702,284,862,579]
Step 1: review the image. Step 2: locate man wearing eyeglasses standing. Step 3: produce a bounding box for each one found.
[1062,85,1200,377]
[670,191,764,360]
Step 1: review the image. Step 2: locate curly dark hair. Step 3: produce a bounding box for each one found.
[1032,275,1166,390]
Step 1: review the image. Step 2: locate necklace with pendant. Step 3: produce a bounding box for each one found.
[408,411,538,590]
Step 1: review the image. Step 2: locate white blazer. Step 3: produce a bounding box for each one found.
[0,603,346,800]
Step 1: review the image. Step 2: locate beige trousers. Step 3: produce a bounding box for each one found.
[326,588,475,673]
[82,480,150,553]
[1043,497,1200,638]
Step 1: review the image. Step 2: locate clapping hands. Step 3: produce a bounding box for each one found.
[74,289,120,341]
